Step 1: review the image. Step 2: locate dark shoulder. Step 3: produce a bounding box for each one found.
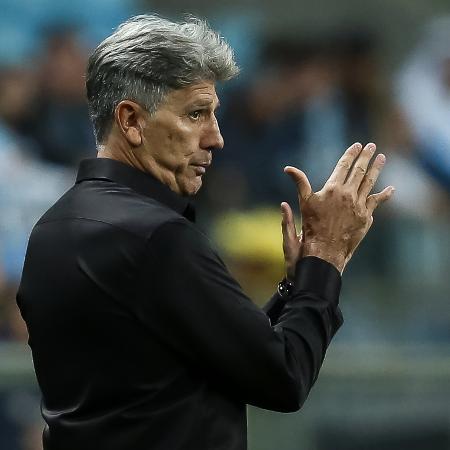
[148,218,224,266]
[37,179,186,240]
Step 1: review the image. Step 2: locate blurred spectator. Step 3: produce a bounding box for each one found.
[0,67,38,142]
[0,63,74,283]
[374,17,450,221]
[295,30,391,189]
[395,16,450,205]
[333,30,383,143]
[29,27,95,166]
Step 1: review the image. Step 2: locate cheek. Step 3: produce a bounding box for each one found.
[151,132,189,167]
[144,116,198,172]
[167,129,197,164]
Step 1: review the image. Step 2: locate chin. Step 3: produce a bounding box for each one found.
[182,178,203,196]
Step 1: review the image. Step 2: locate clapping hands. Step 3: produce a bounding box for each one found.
[281,142,394,276]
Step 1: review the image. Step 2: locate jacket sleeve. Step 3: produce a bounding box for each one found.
[137,219,343,413]
[262,292,287,324]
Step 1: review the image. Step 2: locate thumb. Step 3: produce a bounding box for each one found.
[284,166,313,201]
[281,202,297,245]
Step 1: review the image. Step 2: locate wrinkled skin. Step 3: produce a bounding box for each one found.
[281,142,394,275]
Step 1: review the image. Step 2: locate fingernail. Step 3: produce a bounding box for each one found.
[377,154,386,164]
[368,143,376,151]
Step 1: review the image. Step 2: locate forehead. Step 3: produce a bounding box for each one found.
[163,81,219,108]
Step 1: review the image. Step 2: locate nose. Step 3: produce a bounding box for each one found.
[201,115,224,151]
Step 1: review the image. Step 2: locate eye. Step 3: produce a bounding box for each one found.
[188,110,202,120]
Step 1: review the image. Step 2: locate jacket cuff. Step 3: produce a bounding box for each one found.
[294,256,342,306]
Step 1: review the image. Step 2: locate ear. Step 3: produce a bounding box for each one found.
[114,100,147,147]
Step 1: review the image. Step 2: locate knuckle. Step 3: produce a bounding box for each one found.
[366,177,375,188]
[338,161,351,171]
[368,196,379,209]
[341,188,355,203]
[355,165,366,175]
[355,206,367,220]
[325,181,337,194]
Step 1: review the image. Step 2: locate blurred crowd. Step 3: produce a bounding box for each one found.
[0,2,449,449]
[205,22,450,214]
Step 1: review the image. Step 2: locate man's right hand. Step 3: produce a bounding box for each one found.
[284,142,395,273]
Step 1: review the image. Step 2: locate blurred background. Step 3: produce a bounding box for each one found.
[0,0,449,448]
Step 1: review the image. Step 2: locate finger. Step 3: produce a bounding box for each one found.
[366,186,395,213]
[281,201,298,245]
[326,142,363,184]
[346,142,377,189]
[358,153,386,200]
[284,166,313,201]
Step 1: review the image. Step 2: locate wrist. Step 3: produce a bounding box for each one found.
[285,265,296,283]
[302,242,346,274]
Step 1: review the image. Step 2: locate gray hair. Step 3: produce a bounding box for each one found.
[86,14,239,143]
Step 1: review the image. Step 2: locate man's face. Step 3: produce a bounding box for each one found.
[140,81,224,196]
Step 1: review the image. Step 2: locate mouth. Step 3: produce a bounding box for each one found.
[191,161,211,176]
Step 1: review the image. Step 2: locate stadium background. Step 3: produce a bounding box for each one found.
[0,0,449,448]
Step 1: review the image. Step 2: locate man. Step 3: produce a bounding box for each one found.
[16,15,394,450]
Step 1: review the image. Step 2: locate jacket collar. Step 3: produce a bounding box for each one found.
[76,158,196,222]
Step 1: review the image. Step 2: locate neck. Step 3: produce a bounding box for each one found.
[97,122,155,171]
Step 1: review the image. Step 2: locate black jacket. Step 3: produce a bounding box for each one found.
[17,158,343,450]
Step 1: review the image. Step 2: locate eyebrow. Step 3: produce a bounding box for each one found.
[189,99,221,111]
